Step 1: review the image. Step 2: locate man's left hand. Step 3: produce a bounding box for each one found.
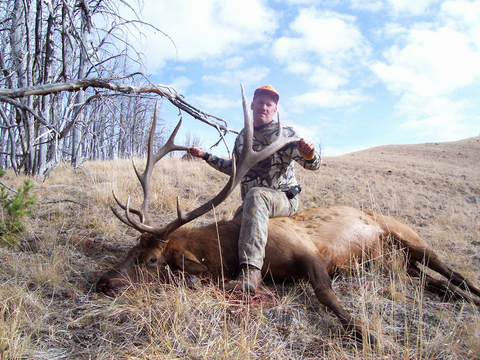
[297,138,315,160]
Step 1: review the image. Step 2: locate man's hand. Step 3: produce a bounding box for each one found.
[297,138,315,160]
[189,144,206,159]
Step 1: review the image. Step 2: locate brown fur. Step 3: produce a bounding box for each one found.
[97,205,480,342]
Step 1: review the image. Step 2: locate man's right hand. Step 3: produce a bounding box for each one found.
[189,145,206,158]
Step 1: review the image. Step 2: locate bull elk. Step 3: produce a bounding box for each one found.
[97,86,480,344]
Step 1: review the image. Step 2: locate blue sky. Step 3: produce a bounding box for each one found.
[119,0,480,157]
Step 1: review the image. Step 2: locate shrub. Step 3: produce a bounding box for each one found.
[0,171,36,245]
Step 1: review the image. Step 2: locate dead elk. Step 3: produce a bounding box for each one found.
[97,89,480,344]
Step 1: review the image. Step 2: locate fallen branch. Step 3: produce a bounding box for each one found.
[0,181,17,193]
[0,75,239,136]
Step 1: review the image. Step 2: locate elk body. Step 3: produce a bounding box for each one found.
[97,87,480,343]
[97,204,480,341]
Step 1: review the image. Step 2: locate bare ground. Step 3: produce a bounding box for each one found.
[1,136,479,359]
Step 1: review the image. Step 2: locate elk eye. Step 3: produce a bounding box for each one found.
[147,257,157,265]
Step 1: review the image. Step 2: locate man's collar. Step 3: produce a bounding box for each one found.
[253,120,274,131]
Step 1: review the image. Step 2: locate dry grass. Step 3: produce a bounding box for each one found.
[1,136,479,359]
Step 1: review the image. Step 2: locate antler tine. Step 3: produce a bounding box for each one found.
[110,197,153,234]
[134,102,190,224]
[112,190,145,223]
[111,101,189,228]
[134,84,300,241]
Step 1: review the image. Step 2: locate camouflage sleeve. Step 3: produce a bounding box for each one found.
[293,148,322,170]
[204,130,245,176]
[204,153,233,175]
[282,127,322,170]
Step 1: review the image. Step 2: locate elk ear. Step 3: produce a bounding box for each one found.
[174,251,207,274]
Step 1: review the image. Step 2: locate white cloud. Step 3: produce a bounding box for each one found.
[284,0,323,4]
[286,121,322,146]
[224,57,245,70]
[372,4,480,143]
[349,0,384,12]
[370,3,480,145]
[284,61,313,74]
[441,0,480,25]
[395,94,469,118]
[201,67,271,86]
[272,8,371,109]
[440,0,480,46]
[387,0,442,16]
[352,0,445,17]
[394,94,480,143]
[349,0,442,16]
[190,94,240,113]
[113,0,480,156]
[168,76,193,94]
[290,89,370,110]
[380,22,408,38]
[309,67,349,90]
[273,9,369,67]
[121,0,278,74]
[373,26,480,96]
[283,62,348,90]
[398,114,480,142]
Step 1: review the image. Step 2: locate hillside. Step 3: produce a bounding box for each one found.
[349,136,480,167]
[0,136,479,359]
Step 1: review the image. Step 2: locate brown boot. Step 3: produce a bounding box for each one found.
[224,264,262,293]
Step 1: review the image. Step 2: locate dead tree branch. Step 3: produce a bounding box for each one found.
[0,75,239,137]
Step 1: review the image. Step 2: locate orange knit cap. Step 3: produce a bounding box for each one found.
[253,84,279,103]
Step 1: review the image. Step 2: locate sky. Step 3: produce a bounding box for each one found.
[117,0,480,157]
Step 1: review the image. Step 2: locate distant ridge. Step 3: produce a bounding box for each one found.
[339,136,480,169]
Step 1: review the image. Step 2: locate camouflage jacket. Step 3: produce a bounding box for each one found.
[204,121,322,200]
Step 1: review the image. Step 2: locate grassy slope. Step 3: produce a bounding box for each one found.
[0,137,479,359]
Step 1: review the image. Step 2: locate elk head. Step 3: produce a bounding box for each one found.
[96,86,300,296]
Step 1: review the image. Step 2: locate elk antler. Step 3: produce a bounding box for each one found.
[112,85,300,241]
[111,102,189,230]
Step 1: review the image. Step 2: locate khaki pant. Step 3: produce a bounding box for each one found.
[233,187,299,270]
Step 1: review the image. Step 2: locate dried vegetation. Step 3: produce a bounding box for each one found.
[1,137,479,359]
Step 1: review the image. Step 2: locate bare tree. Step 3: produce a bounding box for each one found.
[0,0,238,176]
[0,75,237,173]
[183,131,204,148]
[0,0,171,175]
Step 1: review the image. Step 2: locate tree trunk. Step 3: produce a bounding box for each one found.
[71,0,90,168]
[11,0,35,174]
[34,0,55,176]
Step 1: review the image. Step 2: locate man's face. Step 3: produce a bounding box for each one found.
[250,93,277,126]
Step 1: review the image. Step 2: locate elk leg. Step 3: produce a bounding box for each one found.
[301,255,377,344]
[407,263,480,306]
[409,248,480,299]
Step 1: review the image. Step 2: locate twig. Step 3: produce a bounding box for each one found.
[0,181,17,193]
